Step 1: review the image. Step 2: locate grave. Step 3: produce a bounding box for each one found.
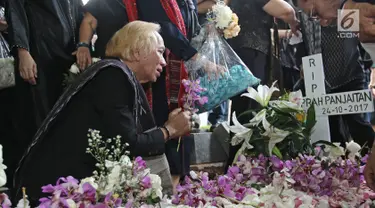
[190,123,230,165]
[298,54,373,142]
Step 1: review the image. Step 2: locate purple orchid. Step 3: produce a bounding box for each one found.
[0,193,11,208]
[181,79,208,111]
[141,176,152,189]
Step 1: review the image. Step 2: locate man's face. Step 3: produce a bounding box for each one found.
[138,32,166,83]
[298,0,341,25]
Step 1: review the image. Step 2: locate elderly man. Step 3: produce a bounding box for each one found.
[13,21,192,205]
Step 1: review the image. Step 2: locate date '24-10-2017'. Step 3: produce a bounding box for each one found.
[321,104,369,115]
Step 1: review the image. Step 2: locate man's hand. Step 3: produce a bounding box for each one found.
[345,0,375,42]
[18,49,37,85]
[369,69,375,96]
[289,17,300,37]
[72,46,92,70]
[365,145,375,191]
[165,109,192,138]
[204,61,227,79]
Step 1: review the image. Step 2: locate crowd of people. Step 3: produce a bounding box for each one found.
[1,0,375,205]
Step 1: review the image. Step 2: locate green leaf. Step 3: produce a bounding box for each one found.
[305,104,316,131]
[272,146,283,159]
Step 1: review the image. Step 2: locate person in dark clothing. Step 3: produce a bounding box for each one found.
[0,0,17,189]
[75,0,212,191]
[14,21,192,205]
[5,0,83,192]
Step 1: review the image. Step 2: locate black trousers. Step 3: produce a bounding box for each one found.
[226,48,269,172]
[328,80,375,151]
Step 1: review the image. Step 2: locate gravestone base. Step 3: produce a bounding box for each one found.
[190,123,230,165]
[191,162,226,178]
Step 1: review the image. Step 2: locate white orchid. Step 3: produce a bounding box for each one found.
[261,117,290,155]
[92,58,101,63]
[79,177,98,193]
[242,81,279,107]
[149,174,163,199]
[0,145,6,187]
[69,57,101,74]
[325,143,345,160]
[345,141,361,160]
[16,198,30,208]
[69,63,80,74]
[289,90,303,107]
[65,199,77,208]
[271,90,304,111]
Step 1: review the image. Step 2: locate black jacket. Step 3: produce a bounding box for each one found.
[6,0,83,63]
[14,59,166,204]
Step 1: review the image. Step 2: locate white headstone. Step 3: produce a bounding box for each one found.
[302,54,331,142]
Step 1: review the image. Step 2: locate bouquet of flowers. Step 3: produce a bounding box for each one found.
[37,129,163,207]
[229,81,316,162]
[186,0,259,114]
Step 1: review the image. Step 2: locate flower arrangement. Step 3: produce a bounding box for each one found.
[207,0,240,39]
[170,142,375,207]
[229,81,316,162]
[37,129,163,207]
[63,58,101,87]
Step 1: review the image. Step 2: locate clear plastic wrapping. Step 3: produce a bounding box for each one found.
[185,22,260,113]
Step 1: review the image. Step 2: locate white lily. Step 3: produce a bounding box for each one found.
[242,81,279,107]
[229,112,253,146]
[248,109,266,126]
[261,117,290,155]
[229,112,254,164]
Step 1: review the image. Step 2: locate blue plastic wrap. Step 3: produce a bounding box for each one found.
[185,22,260,113]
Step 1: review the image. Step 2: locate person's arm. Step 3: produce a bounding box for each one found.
[79,12,97,45]
[138,0,197,61]
[74,12,97,69]
[6,0,29,52]
[262,0,299,34]
[6,0,38,85]
[197,0,216,14]
[93,67,167,157]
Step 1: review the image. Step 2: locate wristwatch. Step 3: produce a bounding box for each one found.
[76,42,90,49]
[161,125,171,140]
